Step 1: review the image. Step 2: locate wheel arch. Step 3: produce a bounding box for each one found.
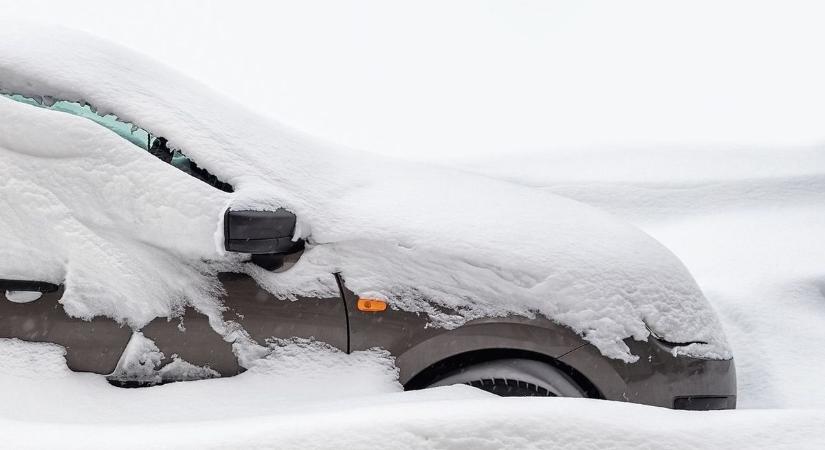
[394,321,603,398]
[403,347,603,398]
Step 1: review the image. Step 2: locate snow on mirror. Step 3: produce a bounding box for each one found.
[5,290,42,303]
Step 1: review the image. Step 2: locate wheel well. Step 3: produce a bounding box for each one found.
[403,348,604,399]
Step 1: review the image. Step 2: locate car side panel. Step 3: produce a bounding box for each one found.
[0,286,132,374]
[0,273,347,378]
[142,272,348,376]
[339,277,587,385]
[559,338,737,408]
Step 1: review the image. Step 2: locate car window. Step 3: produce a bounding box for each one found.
[2,93,233,192]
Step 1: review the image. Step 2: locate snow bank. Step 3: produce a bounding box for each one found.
[0,338,821,449]
[0,23,729,362]
[0,338,400,424]
[5,397,825,450]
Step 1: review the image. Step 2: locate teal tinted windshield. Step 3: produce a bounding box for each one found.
[4,93,150,149]
[1,93,232,192]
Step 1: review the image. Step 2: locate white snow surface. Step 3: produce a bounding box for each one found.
[0,23,730,362]
[0,338,823,449]
[0,337,400,423]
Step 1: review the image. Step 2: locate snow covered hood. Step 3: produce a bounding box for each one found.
[0,23,730,362]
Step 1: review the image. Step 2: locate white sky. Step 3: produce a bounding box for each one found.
[2,0,825,160]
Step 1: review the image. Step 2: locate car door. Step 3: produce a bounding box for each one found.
[0,279,132,374]
[141,271,349,376]
[1,92,348,379]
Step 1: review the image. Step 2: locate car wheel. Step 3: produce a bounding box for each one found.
[426,358,585,397]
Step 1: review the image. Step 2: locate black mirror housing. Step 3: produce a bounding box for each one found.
[224,209,303,255]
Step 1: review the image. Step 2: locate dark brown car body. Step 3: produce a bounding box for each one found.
[0,272,736,410]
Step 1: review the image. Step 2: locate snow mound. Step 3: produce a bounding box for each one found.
[0,338,400,424]
[0,23,730,362]
[245,338,398,379]
[2,340,820,450]
[0,338,71,379]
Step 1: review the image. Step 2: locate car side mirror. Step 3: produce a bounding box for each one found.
[224,209,304,270]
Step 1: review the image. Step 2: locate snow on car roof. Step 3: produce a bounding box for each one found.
[0,22,729,362]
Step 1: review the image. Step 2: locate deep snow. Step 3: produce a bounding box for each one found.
[0,305,822,450]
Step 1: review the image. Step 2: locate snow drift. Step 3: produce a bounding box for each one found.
[0,340,820,449]
[0,22,730,362]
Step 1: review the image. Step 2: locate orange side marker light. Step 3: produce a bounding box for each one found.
[357,298,387,312]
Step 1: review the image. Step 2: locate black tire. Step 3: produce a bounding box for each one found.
[464,378,556,397]
[426,358,585,397]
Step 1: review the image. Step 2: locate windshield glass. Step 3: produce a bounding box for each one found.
[1,93,232,192]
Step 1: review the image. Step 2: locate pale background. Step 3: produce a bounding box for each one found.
[2,0,824,160]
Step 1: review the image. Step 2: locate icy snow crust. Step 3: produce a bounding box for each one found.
[0,24,729,362]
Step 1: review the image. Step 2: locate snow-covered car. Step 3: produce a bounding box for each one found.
[0,25,735,409]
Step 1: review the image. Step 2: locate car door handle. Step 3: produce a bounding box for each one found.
[1,279,60,303]
[0,279,60,292]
